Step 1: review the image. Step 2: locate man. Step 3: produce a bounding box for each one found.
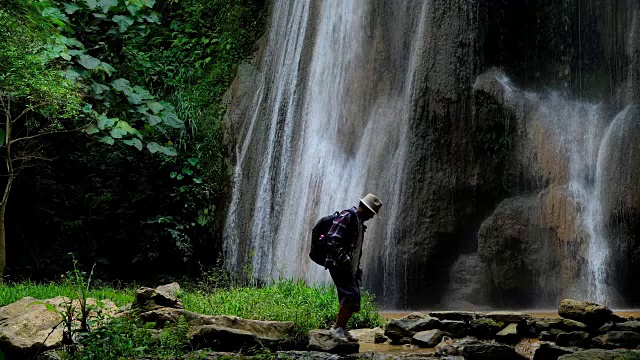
[324,193,382,342]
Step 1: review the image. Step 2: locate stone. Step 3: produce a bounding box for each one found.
[592,331,640,349]
[529,318,588,333]
[348,327,385,344]
[384,314,441,344]
[189,325,260,352]
[132,286,183,311]
[495,323,519,343]
[276,351,341,360]
[558,349,640,359]
[440,320,467,338]
[0,296,117,358]
[484,312,532,324]
[413,329,444,348]
[307,330,359,354]
[558,299,614,327]
[470,317,505,338]
[533,343,577,360]
[459,342,524,359]
[539,329,567,341]
[556,331,590,347]
[156,282,181,297]
[617,321,640,333]
[429,311,479,323]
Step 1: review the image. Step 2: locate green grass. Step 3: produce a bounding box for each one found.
[0,280,135,307]
[0,279,384,337]
[180,279,384,335]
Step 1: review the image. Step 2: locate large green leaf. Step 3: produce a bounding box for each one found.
[161,110,183,129]
[116,121,140,138]
[97,62,116,76]
[91,82,110,95]
[100,136,115,145]
[112,15,134,32]
[146,113,161,126]
[132,86,152,100]
[147,101,164,114]
[144,0,156,8]
[86,0,99,9]
[98,0,118,13]
[123,138,143,151]
[110,127,127,139]
[125,90,142,105]
[84,124,100,135]
[0,129,5,146]
[63,3,81,14]
[147,142,177,156]
[97,115,118,130]
[141,13,160,24]
[111,78,130,92]
[77,54,101,69]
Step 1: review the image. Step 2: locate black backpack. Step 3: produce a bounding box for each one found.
[309,211,340,266]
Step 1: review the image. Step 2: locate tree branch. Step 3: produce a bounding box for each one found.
[10,125,89,144]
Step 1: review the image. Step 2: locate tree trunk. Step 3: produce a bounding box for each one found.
[0,99,13,283]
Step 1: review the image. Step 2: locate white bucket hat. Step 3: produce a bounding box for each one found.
[358,193,382,215]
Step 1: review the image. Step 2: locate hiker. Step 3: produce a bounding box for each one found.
[324,193,382,342]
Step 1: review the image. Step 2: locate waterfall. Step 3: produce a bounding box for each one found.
[223,0,429,297]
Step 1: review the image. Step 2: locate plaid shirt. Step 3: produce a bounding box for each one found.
[324,207,366,271]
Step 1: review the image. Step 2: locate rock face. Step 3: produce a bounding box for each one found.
[592,331,640,349]
[0,296,117,358]
[558,349,640,360]
[222,0,640,309]
[132,286,183,311]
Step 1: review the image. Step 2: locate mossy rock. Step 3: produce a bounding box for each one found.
[470,317,505,338]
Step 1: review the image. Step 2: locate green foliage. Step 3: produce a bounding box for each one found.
[0,281,134,307]
[180,279,385,339]
[70,316,200,360]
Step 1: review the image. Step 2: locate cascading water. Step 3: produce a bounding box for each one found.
[224,0,640,309]
[224,1,430,294]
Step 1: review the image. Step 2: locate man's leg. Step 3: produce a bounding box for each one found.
[335,304,353,329]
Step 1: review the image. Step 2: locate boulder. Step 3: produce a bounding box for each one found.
[533,343,577,360]
[556,331,590,347]
[495,323,519,343]
[131,286,183,311]
[529,318,588,333]
[413,329,444,348]
[429,311,479,323]
[0,296,117,358]
[470,318,505,338]
[459,342,525,360]
[484,312,532,324]
[539,329,567,341]
[189,325,261,352]
[558,349,640,359]
[348,327,386,344]
[478,194,574,307]
[156,282,181,297]
[558,299,613,327]
[307,330,359,354]
[440,320,468,338]
[592,331,640,349]
[384,313,441,344]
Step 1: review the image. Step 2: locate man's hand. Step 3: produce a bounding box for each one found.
[355,267,363,284]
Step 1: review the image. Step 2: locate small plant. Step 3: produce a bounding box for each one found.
[33,257,101,355]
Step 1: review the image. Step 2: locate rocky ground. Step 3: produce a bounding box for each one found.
[1,284,640,359]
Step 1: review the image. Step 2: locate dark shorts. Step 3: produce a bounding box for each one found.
[329,267,361,313]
